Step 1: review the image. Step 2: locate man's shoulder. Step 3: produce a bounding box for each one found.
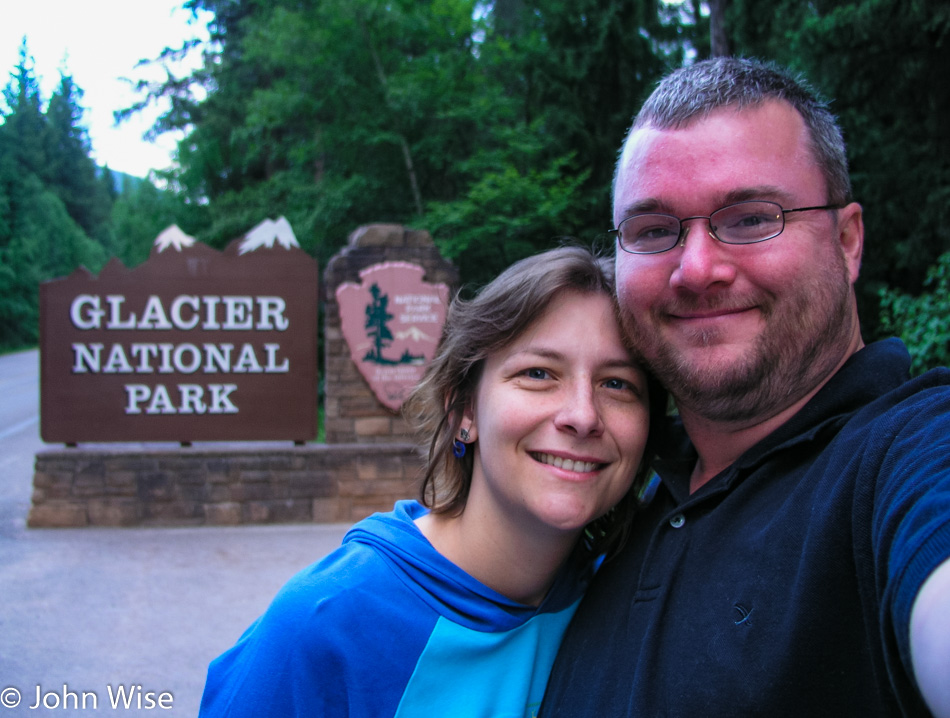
[806,338,950,434]
[846,361,950,434]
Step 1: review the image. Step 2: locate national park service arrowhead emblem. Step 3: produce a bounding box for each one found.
[336,262,449,412]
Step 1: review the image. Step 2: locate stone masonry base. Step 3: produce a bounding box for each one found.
[28,443,424,528]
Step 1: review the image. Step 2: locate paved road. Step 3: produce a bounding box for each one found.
[0,349,351,716]
[0,349,42,534]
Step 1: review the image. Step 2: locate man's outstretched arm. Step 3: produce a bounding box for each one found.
[911,557,950,717]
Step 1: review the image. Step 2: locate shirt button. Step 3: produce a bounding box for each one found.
[669,513,686,529]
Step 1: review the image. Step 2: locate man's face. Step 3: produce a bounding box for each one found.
[613,100,863,424]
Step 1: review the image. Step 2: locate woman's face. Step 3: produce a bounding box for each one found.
[462,290,650,540]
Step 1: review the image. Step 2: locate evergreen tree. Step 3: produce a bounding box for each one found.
[0,174,107,348]
[1,39,48,182]
[45,72,113,238]
[364,284,394,363]
[0,38,116,348]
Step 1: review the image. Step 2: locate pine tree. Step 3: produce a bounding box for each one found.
[0,38,112,348]
[364,284,394,363]
[45,72,113,237]
[1,39,48,181]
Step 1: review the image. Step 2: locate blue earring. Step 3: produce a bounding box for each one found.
[453,428,471,458]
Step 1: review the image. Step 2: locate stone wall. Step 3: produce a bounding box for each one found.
[29,443,423,528]
[323,224,458,444]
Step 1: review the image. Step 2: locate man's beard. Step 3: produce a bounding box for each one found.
[622,257,856,424]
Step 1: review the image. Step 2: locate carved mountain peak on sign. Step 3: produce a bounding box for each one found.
[394,326,438,343]
[97,256,131,279]
[238,216,300,255]
[64,265,96,281]
[154,225,197,253]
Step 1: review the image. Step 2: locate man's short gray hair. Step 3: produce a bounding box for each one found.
[617,57,851,206]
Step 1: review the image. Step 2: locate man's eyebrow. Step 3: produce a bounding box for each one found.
[616,198,666,219]
[722,185,795,205]
[617,185,797,220]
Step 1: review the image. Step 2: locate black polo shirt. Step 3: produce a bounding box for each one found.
[541,339,950,717]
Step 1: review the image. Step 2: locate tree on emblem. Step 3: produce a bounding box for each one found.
[364,283,394,363]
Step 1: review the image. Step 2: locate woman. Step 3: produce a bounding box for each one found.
[199,246,660,717]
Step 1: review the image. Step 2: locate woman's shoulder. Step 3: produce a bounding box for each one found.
[269,505,426,621]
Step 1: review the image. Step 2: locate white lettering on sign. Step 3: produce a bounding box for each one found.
[67,293,294,420]
[393,293,442,324]
[68,295,289,332]
[171,295,200,330]
[124,383,239,415]
[70,295,106,329]
[72,343,290,375]
[398,312,440,323]
[106,296,137,329]
[393,294,441,305]
[223,296,253,330]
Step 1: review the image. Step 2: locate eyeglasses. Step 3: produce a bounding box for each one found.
[610,200,845,255]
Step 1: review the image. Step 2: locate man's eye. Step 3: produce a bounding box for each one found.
[733,213,767,227]
[637,226,677,241]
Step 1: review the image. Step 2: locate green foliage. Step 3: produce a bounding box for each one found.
[136,0,690,286]
[45,73,113,239]
[172,0,491,259]
[0,235,42,348]
[1,40,48,180]
[0,39,194,349]
[425,143,590,288]
[421,0,687,287]
[110,175,205,268]
[879,252,950,375]
[0,175,108,349]
[0,44,102,348]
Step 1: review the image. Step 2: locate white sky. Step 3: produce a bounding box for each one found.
[0,0,212,177]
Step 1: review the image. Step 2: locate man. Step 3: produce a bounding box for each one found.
[540,58,950,717]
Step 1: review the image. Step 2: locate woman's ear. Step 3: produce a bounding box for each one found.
[459,403,477,443]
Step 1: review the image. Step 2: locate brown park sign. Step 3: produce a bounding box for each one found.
[336,262,449,412]
[40,219,319,443]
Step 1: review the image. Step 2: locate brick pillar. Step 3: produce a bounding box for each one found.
[323,224,458,444]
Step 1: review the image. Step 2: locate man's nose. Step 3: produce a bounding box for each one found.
[669,221,738,293]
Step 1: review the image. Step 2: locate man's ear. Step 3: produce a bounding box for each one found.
[837,202,864,285]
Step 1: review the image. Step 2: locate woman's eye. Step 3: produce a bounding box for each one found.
[603,378,629,391]
[525,367,550,380]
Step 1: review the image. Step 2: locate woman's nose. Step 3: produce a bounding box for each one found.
[554,383,604,437]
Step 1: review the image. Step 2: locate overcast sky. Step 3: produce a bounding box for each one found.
[1,0,212,177]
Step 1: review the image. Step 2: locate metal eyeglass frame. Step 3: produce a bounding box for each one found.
[610,200,846,255]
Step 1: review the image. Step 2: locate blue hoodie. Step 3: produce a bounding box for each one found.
[200,500,591,717]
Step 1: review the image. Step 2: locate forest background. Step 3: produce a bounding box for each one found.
[1,0,948,373]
